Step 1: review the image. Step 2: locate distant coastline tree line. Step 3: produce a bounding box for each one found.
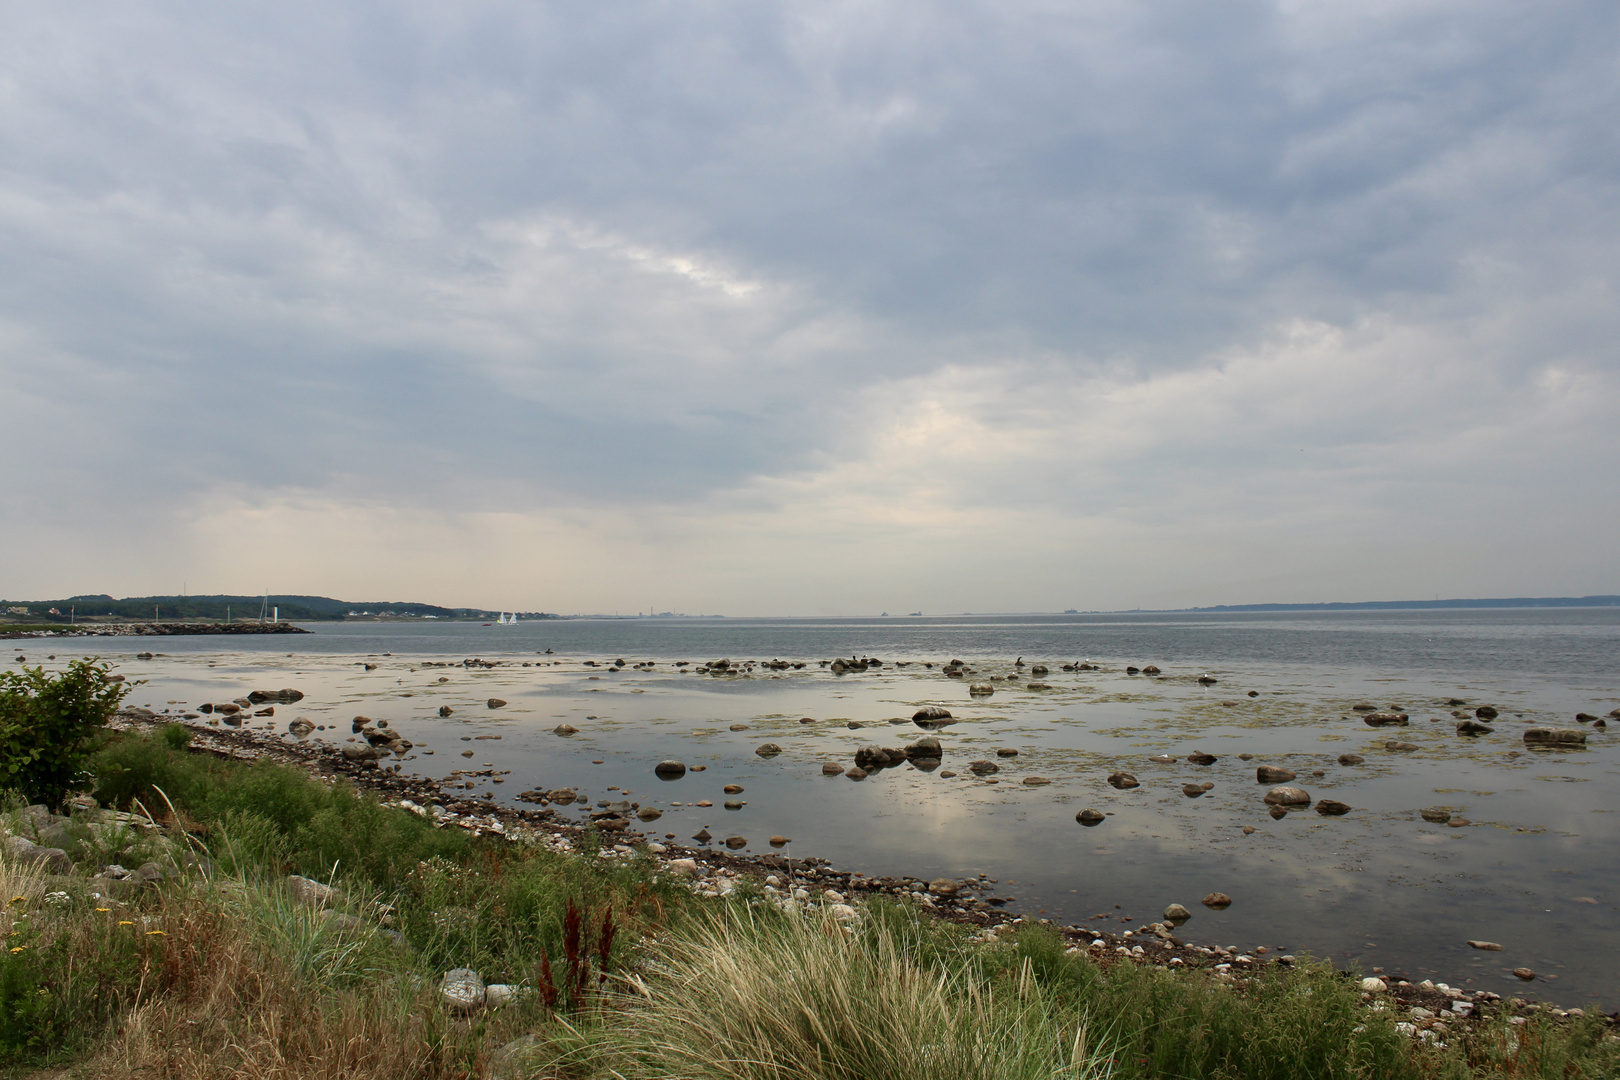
[0,594,560,623]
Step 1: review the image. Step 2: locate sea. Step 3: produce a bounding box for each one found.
[36,608,1620,1005]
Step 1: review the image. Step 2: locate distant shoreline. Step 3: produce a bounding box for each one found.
[1,622,311,640]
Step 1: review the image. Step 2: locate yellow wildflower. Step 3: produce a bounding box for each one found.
[118,921,134,927]
[96,907,111,913]
[8,946,23,954]
[146,930,167,936]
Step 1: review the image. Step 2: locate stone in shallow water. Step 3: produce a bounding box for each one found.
[654,760,687,778]
[1263,785,1311,806]
[1420,807,1452,823]
[1467,940,1504,951]
[755,743,783,757]
[1202,892,1232,909]
[1076,809,1105,825]
[1256,765,1295,783]
[1337,753,1364,765]
[1315,799,1351,816]
[1107,772,1138,789]
[1523,727,1586,746]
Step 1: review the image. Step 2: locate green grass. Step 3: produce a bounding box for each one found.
[1,730,1616,1079]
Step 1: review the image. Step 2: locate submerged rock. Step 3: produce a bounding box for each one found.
[1315,800,1351,816]
[1255,765,1295,783]
[1107,772,1139,789]
[1337,753,1364,765]
[755,743,783,757]
[1524,727,1586,746]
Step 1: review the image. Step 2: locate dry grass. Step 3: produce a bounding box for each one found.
[66,883,534,1080]
[580,907,1115,1080]
[1,850,46,937]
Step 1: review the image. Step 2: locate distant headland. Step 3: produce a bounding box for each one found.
[0,593,561,628]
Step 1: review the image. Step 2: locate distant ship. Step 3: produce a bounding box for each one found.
[494,612,518,625]
[909,611,922,617]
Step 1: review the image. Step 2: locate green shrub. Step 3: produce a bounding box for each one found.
[89,728,210,812]
[0,659,132,810]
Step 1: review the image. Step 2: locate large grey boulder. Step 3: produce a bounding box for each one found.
[287,874,338,907]
[3,835,71,874]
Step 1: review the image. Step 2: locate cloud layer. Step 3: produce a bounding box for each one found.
[3,0,1616,612]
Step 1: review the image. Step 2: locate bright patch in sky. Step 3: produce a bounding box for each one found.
[2,0,1616,613]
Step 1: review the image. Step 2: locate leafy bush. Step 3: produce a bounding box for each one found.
[0,659,131,809]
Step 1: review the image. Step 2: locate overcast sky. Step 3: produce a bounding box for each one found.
[3,0,1617,614]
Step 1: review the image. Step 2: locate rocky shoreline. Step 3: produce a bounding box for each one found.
[101,707,1620,1040]
[2,622,310,639]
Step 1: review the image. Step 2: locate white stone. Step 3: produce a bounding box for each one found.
[440,968,486,1012]
[1361,977,1388,993]
[485,984,521,1006]
[667,858,698,878]
[830,904,857,921]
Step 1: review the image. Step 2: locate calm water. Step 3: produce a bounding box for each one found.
[32,609,1620,1004]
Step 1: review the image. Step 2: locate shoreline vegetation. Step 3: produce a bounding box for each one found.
[0,699,1615,1077]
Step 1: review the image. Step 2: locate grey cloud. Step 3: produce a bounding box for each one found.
[1,0,1617,606]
